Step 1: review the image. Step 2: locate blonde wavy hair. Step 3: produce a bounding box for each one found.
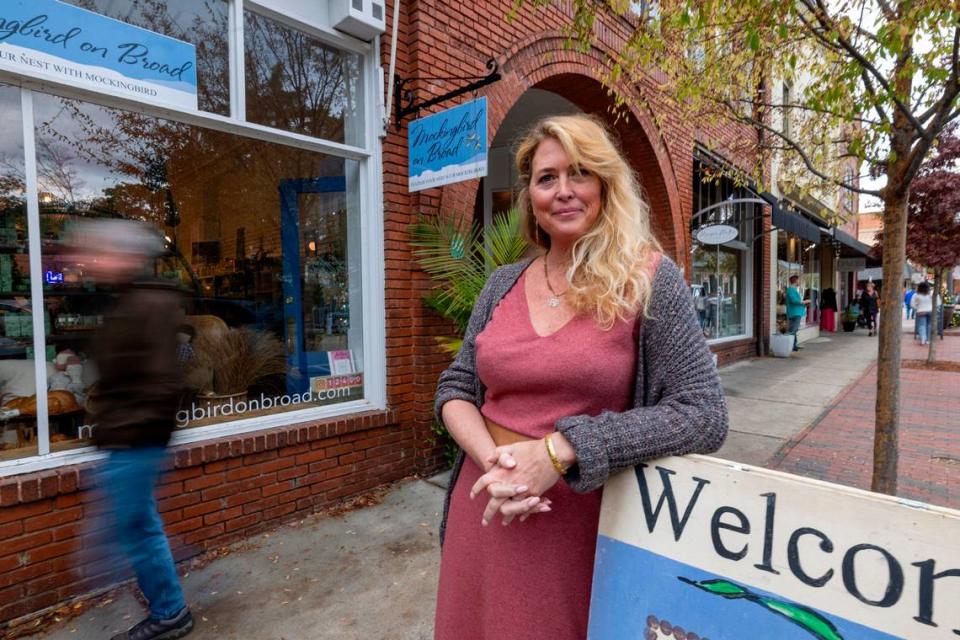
[515,114,662,329]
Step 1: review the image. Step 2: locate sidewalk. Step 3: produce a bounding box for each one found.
[31,324,957,640]
[771,330,960,510]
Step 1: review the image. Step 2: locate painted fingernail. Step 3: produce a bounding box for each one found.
[516,485,528,493]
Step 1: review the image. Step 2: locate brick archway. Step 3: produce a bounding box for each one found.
[438,35,687,259]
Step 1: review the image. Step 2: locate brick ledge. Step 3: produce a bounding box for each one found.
[0,408,400,507]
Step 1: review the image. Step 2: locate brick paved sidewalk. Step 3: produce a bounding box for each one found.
[771,333,960,510]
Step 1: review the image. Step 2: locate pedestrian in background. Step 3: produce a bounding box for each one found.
[905,284,916,320]
[912,282,934,345]
[860,281,880,337]
[432,114,728,640]
[65,219,194,640]
[785,275,809,351]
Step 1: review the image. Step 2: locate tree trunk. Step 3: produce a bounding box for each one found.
[872,189,909,495]
[928,269,942,363]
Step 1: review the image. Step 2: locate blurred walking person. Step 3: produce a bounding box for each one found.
[785,275,809,351]
[860,282,880,337]
[912,282,934,345]
[65,219,194,640]
[904,284,916,320]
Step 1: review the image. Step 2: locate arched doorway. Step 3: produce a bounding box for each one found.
[477,77,680,258]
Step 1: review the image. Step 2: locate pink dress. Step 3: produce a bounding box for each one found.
[434,271,638,640]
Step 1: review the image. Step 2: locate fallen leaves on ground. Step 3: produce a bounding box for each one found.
[902,359,960,373]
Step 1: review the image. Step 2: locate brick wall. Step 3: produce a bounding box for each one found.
[0,411,405,628]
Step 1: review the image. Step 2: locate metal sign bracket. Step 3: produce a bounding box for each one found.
[393,58,501,131]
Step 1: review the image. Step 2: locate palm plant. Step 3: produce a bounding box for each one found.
[409,207,529,355]
[410,207,530,467]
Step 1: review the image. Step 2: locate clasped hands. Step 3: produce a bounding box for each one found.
[469,438,562,527]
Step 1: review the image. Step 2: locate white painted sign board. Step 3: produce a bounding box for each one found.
[588,456,960,639]
[695,224,739,245]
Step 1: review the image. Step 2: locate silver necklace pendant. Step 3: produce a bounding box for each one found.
[547,296,561,308]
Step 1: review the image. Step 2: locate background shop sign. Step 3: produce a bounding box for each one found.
[408,98,487,192]
[0,0,197,110]
[588,456,960,640]
[836,258,867,271]
[695,224,739,245]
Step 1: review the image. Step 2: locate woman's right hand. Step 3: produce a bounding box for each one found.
[473,448,553,525]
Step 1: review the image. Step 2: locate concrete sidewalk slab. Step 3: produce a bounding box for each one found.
[720,397,823,437]
[29,480,444,640]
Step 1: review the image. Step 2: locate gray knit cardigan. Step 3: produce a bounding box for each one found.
[433,255,728,541]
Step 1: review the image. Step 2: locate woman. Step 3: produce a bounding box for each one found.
[859,282,880,336]
[432,114,728,639]
[912,282,933,345]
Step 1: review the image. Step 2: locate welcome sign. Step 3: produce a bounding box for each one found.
[589,456,960,640]
[408,98,487,192]
[0,0,197,110]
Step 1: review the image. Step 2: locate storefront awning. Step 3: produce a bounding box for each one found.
[770,202,822,243]
[832,228,881,266]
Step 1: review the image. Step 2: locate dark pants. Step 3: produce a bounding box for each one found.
[866,312,877,332]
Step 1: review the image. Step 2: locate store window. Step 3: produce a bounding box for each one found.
[0,3,379,470]
[23,90,364,455]
[776,232,821,331]
[0,86,39,461]
[60,0,231,115]
[690,157,753,340]
[244,10,365,145]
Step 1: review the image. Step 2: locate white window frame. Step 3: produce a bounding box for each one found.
[0,0,386,476]
[698,242,755,346]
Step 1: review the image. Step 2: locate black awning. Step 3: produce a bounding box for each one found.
[831,227,882,267]
[833,228,879,261]
[832,228,870,255]
[772,205,821,243]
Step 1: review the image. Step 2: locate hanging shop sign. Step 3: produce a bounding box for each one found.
[695,224,739,245]
[836,258,867,271]
[588,456,960,640]
[408,97,487,192]
[0,0,198,110]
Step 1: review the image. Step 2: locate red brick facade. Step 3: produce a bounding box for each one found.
[0,1,770,629]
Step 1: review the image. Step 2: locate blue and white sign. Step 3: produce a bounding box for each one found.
[408,98,487,192]
[589,456,960,640]
[0,0,197,110]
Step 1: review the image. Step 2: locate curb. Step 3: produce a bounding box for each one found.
[767,361,878,469]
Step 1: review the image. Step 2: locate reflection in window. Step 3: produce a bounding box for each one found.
[0,85,40,461]
[30,90,363,450]
[691,245,745,340]
[777,233,820,329]
[60,0,230,115]
[244,10,364,145]
[690,156,752,340]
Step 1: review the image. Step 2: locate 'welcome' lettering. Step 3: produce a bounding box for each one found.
[634,464,710,541]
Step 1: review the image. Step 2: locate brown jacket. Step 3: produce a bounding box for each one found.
[89,280,184,448]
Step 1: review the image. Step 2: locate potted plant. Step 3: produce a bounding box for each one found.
[184,327,287,411]
[944,293,955,327]
[409,208,529,464]
[842,305,859,332]
[770,318,794,358]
